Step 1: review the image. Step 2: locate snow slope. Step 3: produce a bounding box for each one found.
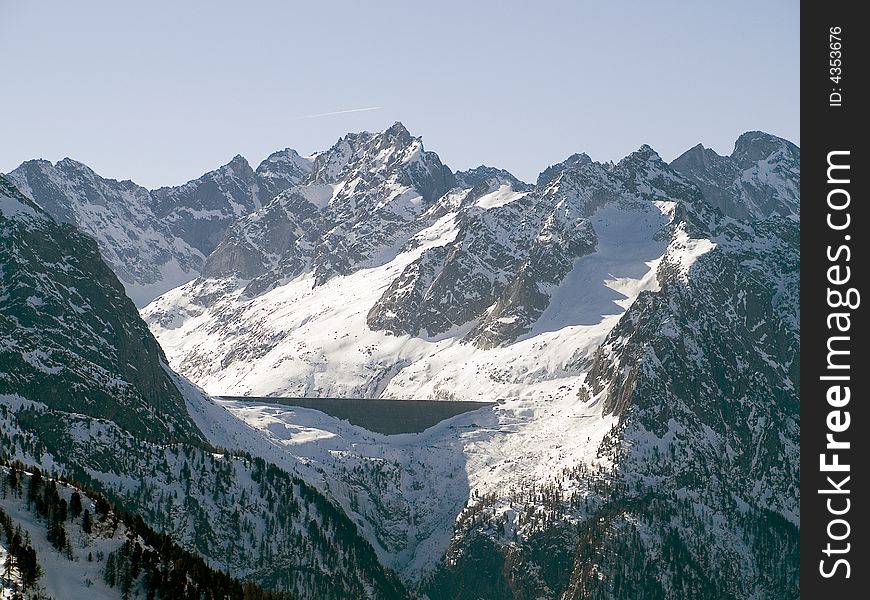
[145,198,675,402]
[150,195,714,581]
[179,362,620,581]
[1,469,127,600]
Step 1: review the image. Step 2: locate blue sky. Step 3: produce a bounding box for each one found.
[0,0,799,187]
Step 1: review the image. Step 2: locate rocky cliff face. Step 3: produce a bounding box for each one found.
[0,173,410,599]
[6,149,314,306]
[0,173,199,443]
[424,145,799,599]
[670,131,799,220]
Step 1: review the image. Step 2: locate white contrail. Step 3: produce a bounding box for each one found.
[296,106,383,119]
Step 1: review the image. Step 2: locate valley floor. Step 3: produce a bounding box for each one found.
[180,374,618,580]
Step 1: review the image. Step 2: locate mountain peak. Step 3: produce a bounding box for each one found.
[734,130,784,145]
[309,121,450,195]
[670,131,799,220]
[385,120,411,137]
[536,153,593,188]
[224,154,252,172]
[455,165,531,191]
[614,145,666,175]
[255,147,312,175]
[17,158,53,169]
[670,143,727,173]
[631,144,663,162]
[375,121,416,152]
[731,130,798,167]
[56,156,95,173]
[263,147,302,160]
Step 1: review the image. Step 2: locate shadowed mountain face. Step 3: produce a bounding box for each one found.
[0,173,411,599]
[0,173,200,443]
[567,217,798,598]
[670,131,799,220]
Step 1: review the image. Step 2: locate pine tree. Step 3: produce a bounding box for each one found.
[104,552,117,587]
[7,467,18,497]
[47,512,68,552]
[26,469,41,508]
[70,491,83,518]
[96,495,110,517]
[3,551,13,584]
[82,509,93,534]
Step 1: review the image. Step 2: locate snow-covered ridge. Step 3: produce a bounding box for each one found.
[145,198,675,401]
[146,126,747,401]
[2,126,800,594]
[6,149,315,306]
[7,159,204,306]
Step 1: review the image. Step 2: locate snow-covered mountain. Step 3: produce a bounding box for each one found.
[669,130,799,220]
[6,150,313,306]
[150,150,314,259]
[0,464,289,600]
[0,173,409,599]
[142,125,758,401]
[3,123,800,598]
[427,180,799,599]
[6,159,203,307]
[201,122,455,294]
[139,124,799,597]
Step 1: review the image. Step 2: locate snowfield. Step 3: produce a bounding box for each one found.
[179,369,620,580]
[145,199,678,403]
[150,196,716,580]
[1,469,127,600]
